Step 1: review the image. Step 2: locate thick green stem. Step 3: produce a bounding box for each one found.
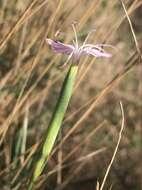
[28,64,78,190]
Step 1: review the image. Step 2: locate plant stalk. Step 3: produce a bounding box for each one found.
[28,64,78,190]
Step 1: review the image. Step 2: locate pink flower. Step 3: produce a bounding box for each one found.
[46,24,113,63]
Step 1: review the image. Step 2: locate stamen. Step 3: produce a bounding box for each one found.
[81,29,96,49]
[71,23,78,49]
[82,44,115,51]
[83,46,105,53]
[59,52,73,68]
[93,44,115,49]
[72,39,76,47]
[82,44,103,50]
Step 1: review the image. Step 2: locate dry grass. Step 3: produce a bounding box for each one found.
[0,0,141,189]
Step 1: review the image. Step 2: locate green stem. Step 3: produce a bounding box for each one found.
[28,64,78,190]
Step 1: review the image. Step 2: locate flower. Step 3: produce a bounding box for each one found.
[46,24,112,64]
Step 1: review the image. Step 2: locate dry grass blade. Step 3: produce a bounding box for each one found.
[0,0,65,144]
[99,102,125,190]
[54,148,106,190]
[0,0,50,50]
[62,121,105,162]
[120,0,142,59]
[0,0,38,49]
[0,1,141,189]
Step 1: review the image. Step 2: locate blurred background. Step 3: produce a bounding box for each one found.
[0,0,141,189]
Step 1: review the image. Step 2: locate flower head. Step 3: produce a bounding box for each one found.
[46,24,112,64]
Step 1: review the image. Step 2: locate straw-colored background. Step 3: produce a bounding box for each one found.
[0,0,141,189]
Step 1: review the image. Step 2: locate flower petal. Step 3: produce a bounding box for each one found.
[46,38,74,55]
[83,48,112,58]
[84,43,114,48]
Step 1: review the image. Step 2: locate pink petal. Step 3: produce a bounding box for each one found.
[46,38,74,55]
[83,48,112,58]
